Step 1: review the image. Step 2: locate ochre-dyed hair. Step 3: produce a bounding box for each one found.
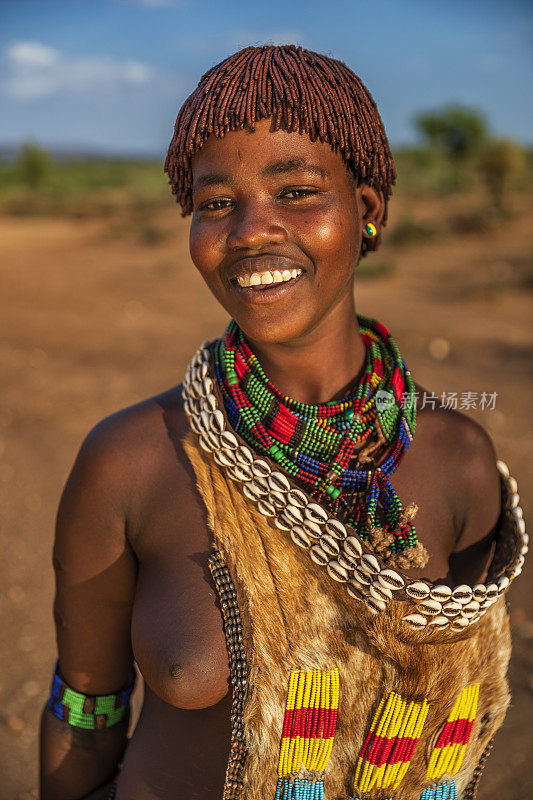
[165,44,396,252]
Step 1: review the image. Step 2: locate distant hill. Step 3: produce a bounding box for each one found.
[0,142,162,162]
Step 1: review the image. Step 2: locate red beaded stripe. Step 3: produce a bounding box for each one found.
[436,718,475,749]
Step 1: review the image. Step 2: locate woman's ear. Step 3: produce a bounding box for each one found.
[357,184,386,254]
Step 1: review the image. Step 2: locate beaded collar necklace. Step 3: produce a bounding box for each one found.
[213,316,418,553]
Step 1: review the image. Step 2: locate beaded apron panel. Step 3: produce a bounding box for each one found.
[353,691,430,795]
[425,685,479,782]
[275,667,339,800]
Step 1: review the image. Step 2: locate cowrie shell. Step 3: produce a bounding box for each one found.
[360,553,380,575]
[337,553,357,572]
[285,505,304,525]
[269,490,287,509]
[243,482,263,502]
[378,569,405,591]
[199,434,214,453]
[234,445,254,465]
[404,613,428,629]
[303,519,323,540]
[485,583,498,601]
[257,499,276,517]
[210,409,225,433]
[451,616,469,631]
[268,471,290,493]
[370,581,392,603]
[274,517,291,532]
[352,567,372,586]
[463,600,480,618]
[346,581,366,601]
[510,493,520,509]
[287,488,308,508]
[366,596,386,614]
[325,519,347,540]
[200,410,212,432]
[231,464,253,482]
[472,585,487,602]
[406,582,430,600]
[319,534,340,557]
[343,536,363,559]
[202,376,213,395]
[214,449,236,468]
[430,585,452,602]
[497,576,510,593]
[291,525,311,549]
[305,503,328,524]
[442,601,462,617]
[252,459,271,478]
[202,393,217,413]
[417,598,442,616]
[508,476,518,494]
[452,585,473,604]
[309,544,329,566]
[249,477,268,496]
[496,460,509,478]
[429,615,449,628]
[327,561,349,583]
[189,415,203,435]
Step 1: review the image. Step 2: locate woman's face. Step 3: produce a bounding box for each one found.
[189,117,382,345]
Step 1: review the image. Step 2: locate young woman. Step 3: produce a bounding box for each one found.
[39,45,526,800]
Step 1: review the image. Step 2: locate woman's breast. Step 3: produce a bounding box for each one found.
[131,545,231,710]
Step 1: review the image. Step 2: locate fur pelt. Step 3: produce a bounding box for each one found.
[184,435,511,800]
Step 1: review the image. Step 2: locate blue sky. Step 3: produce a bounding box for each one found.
[0,0,531,155]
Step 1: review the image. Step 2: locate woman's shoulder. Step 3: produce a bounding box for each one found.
[413,383,501,552]
[65,385,190,521]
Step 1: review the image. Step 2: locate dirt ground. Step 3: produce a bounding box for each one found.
[0,195,531,799]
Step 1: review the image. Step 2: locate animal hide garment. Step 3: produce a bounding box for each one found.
[184,433,516,800]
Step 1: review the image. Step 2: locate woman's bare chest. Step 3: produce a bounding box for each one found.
[130,460,231,711]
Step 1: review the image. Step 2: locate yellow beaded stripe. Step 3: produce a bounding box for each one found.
[426,685,480,780]
[277,668,339,777]
[354,691,430,793]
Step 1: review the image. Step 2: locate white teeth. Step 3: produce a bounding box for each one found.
[236,268,302,287]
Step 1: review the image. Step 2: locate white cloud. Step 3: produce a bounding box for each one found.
[3,41,154,99]
[6,41,59,69]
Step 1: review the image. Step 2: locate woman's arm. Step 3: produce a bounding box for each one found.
[40,418,138,800]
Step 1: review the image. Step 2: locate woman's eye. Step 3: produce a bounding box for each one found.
[280,188,318,200]
[199,198,232,212]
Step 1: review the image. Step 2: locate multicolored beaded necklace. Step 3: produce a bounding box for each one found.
[213,316,417,553]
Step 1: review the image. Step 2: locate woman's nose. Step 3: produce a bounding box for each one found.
[226,200,287,250]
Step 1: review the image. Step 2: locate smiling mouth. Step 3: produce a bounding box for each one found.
[232,268,303,289]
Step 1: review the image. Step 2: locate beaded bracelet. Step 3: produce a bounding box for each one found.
[47,661,135,730]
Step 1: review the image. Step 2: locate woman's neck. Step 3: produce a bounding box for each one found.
[245,297,366,405]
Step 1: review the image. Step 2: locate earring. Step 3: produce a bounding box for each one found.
[365,223,377,237]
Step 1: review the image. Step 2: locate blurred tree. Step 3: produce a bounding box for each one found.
[414,104,488,160]
[16,142,51,189]
[478,139,525,210]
